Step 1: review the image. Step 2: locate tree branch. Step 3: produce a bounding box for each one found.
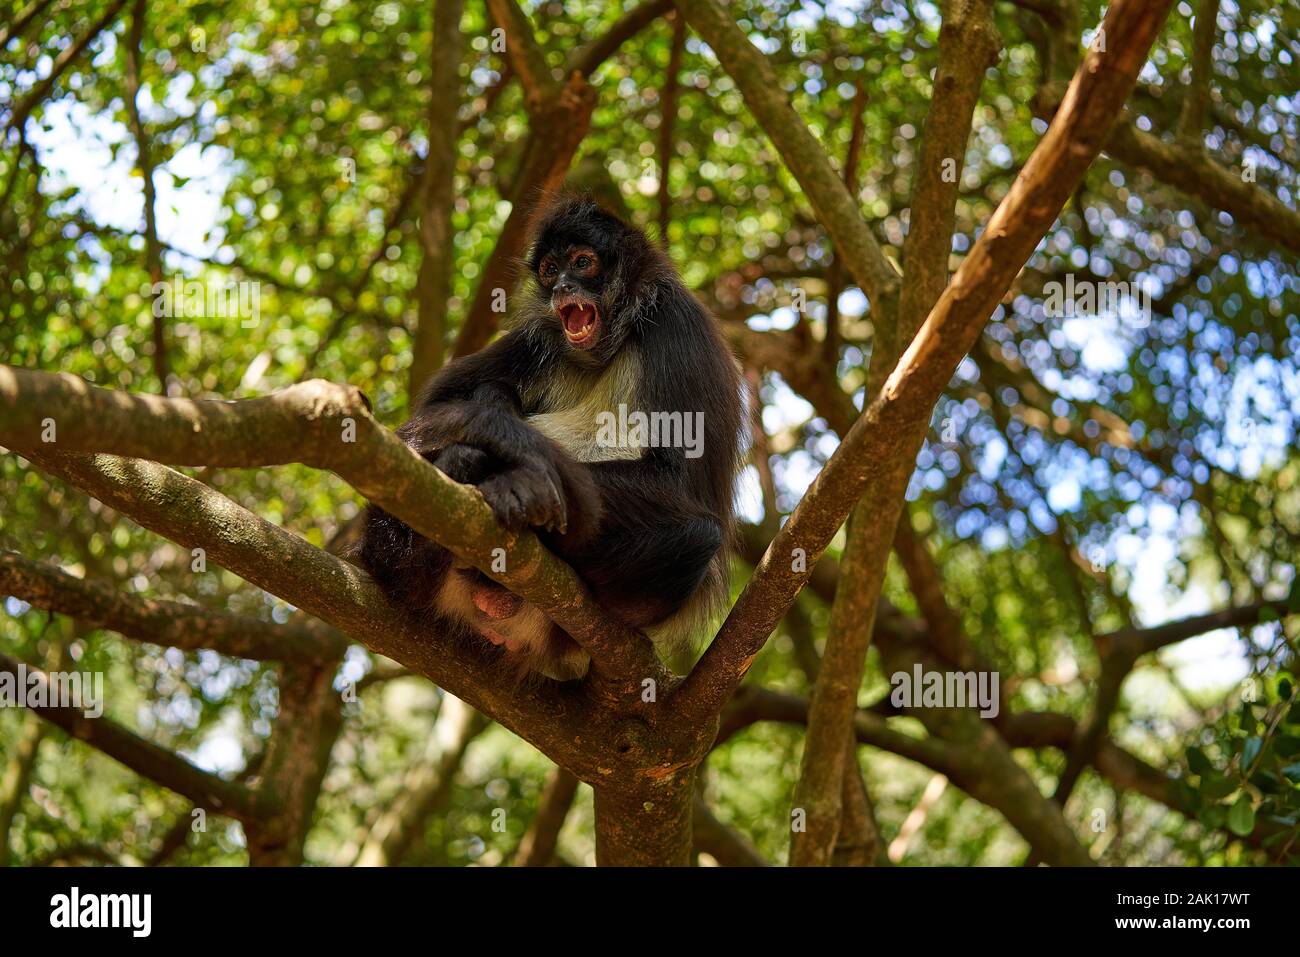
[0,0,59,50]
[693,796,768,866]
[484,0,556,116]
[0,550,348,663]
[1105,116,1300,256]
[4,447,612,779]
[1002,710,1284,846]
[514,764,580,866]
[0,366,666,697]
[790,0,999,867]
[656,10,686,246]
[354,696,488,866]
[1176,0,1220,141]
[675,0,1175,723]
[409,0,466,397]
[565,0,675,80]
[0,652,266,820]
[674,0,900,313]
[123,0,169,393]
[895,0,999,348]
[1105,600,1294,659]
[450,72,596,359]
[1,0,130,142]
[720,680,1091,865]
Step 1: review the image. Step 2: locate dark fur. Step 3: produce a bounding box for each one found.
[357,195,743,679]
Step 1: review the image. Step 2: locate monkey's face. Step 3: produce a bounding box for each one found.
[536,244,606,354]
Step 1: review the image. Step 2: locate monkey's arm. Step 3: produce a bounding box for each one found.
[401,330,535,454]
[398,332,591,534]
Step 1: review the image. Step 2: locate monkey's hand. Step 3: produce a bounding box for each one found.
[427,441,568,534]
[477,456,568,535]
[430,443,492,485]
[401,401,586,537]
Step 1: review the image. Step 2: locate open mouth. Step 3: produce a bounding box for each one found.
[557,301,600,348]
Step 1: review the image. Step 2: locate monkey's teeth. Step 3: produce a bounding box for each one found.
[561,305,599,346]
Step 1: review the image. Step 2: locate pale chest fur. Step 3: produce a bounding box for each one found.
[524,350,646,463]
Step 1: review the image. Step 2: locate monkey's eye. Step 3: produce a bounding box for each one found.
[574,255,592,270]
[539,258,558,282]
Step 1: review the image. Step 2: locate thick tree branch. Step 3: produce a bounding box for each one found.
[3,447,611,779]
[484,0,556,115]
[675,0,1175,723]
[409,0,466,397]
[0,550,348,663]
[0,366,665,696]
[791,1,999,866]
[832,741,884,866]
[895,0,999,348]
[450,73,596,359]
[245,658,344,865]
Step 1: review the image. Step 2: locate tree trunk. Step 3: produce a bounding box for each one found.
[593,770,695,866]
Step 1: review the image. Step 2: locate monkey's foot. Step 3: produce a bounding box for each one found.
[469,574,523,621]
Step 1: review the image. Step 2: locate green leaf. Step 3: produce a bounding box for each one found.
[1197,805,1226,829]
[1201,772,1236,801]
[1227,796,1256,837]
[1187,746,1213,776]
[1175,779,1201,811]
[1239,702,1261,734]
[1281,763,1300,784]
[1251,771,1281,794]
[1242,736,1264,768]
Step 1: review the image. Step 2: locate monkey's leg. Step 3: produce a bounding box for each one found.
[356,443,494,608]
[357,504,455,611]
[553,460,723,627]
[575,514,722,627]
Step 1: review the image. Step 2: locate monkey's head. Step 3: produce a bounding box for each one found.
[526,196,661,367]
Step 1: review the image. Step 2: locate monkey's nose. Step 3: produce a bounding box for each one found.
[554,278,574,295]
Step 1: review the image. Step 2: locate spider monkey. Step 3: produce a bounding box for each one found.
[357,195,743,680]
